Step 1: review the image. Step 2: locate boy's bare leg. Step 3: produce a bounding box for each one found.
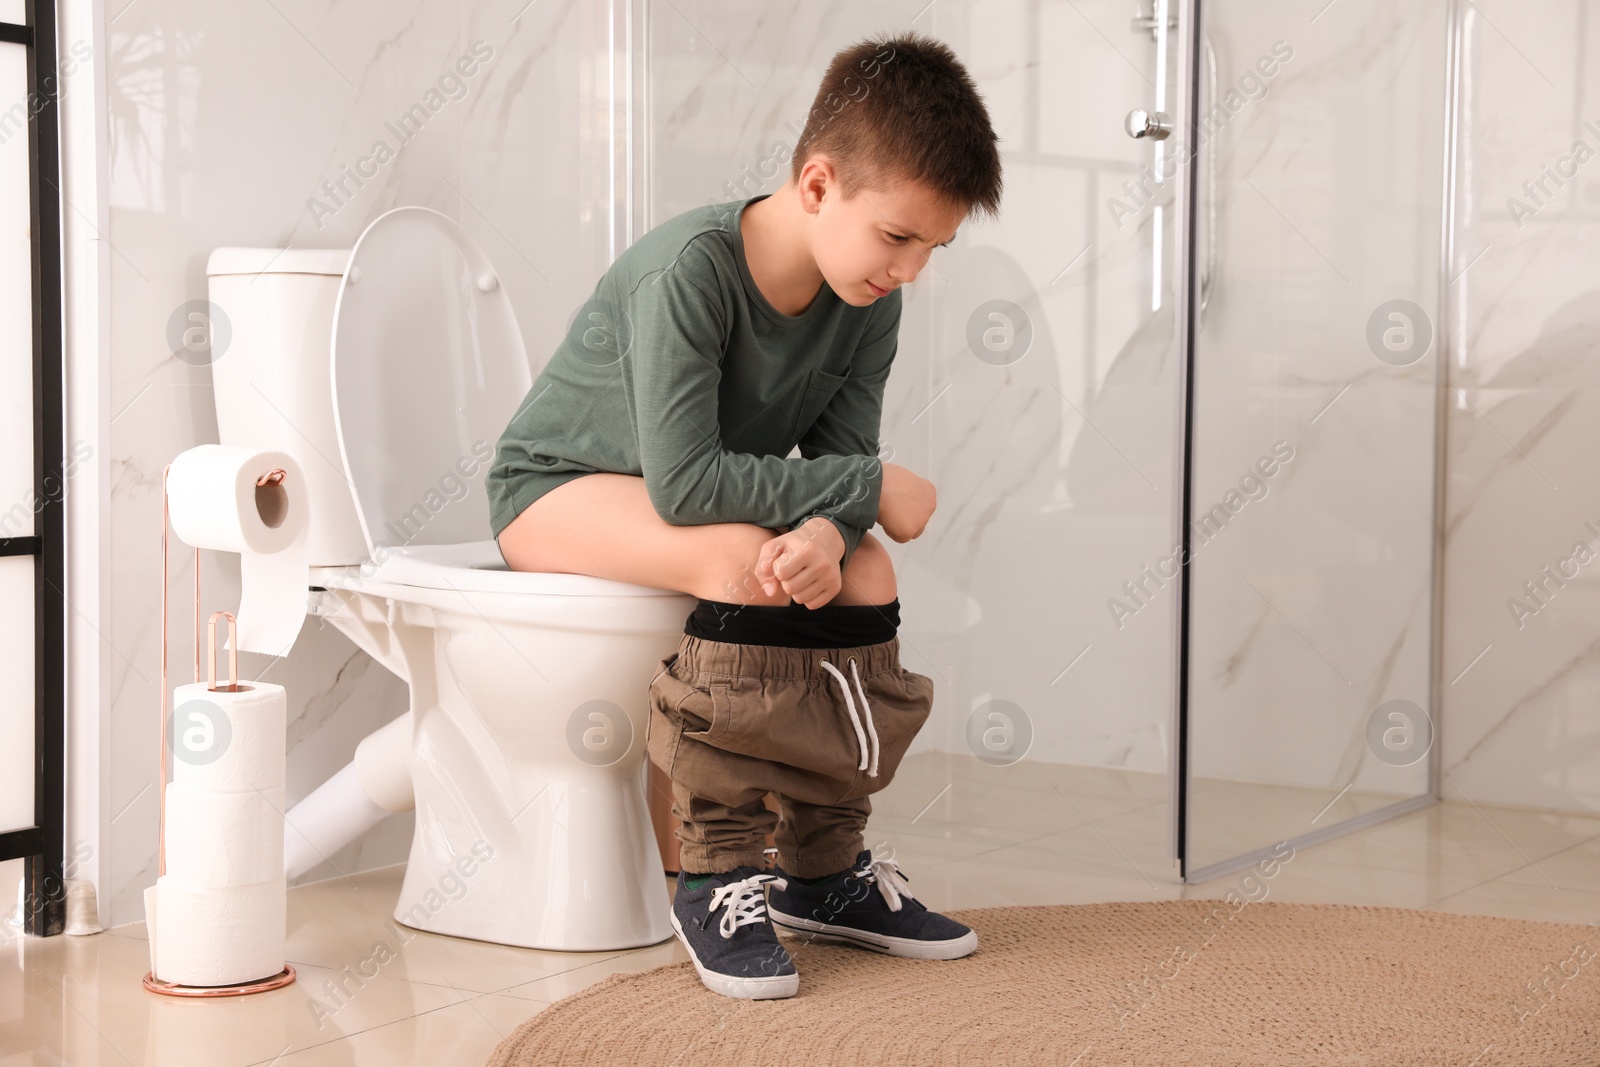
[497,473,896,607]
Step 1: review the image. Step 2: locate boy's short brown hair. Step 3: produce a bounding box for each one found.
[791,31,1003,222]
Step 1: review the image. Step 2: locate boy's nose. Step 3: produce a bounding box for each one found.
[892,244,936,284]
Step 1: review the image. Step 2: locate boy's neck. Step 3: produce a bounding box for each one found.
[740,182,826,317]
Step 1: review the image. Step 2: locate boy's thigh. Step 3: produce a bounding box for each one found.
[496,472,779,600]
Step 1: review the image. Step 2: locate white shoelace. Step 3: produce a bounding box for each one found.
[706,873,787,938]
[819,657,880,777]
[852,854,917,912]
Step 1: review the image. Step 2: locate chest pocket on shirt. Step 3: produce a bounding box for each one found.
[793,369,850,438]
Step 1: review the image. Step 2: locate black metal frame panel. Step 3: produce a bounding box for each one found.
[0,0,66,939]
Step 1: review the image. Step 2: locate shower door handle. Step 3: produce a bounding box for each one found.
[1124,108,1173,140]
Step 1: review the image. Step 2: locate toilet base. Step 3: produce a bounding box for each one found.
[392,707,675,952]
[314,582,692,952]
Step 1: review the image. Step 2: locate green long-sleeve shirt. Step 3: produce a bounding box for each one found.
[485,193,896,576]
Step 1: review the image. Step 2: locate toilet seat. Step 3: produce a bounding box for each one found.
[322,207,685,605]
[309,539,684,598]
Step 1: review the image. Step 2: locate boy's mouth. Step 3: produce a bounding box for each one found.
[867,281,889,297]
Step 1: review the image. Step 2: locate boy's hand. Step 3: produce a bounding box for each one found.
[877,462,937,543]
[755,518,846,609]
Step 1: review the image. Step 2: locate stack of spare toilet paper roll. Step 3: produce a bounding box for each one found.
[144,444,309,987]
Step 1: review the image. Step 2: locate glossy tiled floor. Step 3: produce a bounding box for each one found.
[6,756,1599,1065]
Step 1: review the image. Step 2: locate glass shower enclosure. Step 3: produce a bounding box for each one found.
[633,0,1450,885]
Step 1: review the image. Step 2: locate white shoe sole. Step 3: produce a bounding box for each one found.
[669,908,800,1000]
[768,905,978,960]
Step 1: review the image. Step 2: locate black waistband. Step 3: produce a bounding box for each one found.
[684,597,900,648]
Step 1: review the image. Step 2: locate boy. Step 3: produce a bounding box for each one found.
[487,30,1002,999]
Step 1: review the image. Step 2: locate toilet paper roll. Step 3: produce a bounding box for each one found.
[168,680,286,793]
[150,874,286,987]
[164,781,286,889]
[167,445,310,658]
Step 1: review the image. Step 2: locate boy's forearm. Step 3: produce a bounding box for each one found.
[784,454,880,565]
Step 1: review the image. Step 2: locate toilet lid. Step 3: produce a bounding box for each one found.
[330,207,532,556]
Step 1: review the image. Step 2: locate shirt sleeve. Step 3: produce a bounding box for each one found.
[790,287,901,575]
[620,250,884,544]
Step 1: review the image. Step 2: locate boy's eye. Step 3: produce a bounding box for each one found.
[886,233,909,243]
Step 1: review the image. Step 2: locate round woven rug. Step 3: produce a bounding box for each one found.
[486,900,1600,1066]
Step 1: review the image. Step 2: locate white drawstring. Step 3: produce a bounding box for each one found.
[855,659,882,777]
[852,853,916,912]
[705,873,787,938]
[819,656,879,777]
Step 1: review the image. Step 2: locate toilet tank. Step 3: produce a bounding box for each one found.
[205,248,368,567]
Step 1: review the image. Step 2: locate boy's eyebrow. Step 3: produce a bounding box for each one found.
[887,223,958,247]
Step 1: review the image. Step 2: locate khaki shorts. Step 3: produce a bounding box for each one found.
[646,633,934,877]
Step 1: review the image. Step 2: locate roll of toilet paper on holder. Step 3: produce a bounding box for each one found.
[164,780,286,889]
[152,679,288,986]
[167,445,309,658]
[168,680,287,794]
[149,875,286,987]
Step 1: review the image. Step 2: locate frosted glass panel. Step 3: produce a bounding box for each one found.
[0,556,35,833]
[1184,0,1445,875]
[0,2,22,26]
[0,42,32,539]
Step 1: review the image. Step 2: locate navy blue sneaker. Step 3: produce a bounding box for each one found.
[766,849,978,960]
[669,866,799,999]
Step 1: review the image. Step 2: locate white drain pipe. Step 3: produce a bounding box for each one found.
[284,710,415,880]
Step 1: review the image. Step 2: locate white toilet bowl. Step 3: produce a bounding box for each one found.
[206,208,693,952]
[308,541,689,951]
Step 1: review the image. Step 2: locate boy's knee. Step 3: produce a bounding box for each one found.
[699,527,895,607]
[841,532,897,604]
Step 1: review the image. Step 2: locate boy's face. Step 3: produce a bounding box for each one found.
[801,160,966,307]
